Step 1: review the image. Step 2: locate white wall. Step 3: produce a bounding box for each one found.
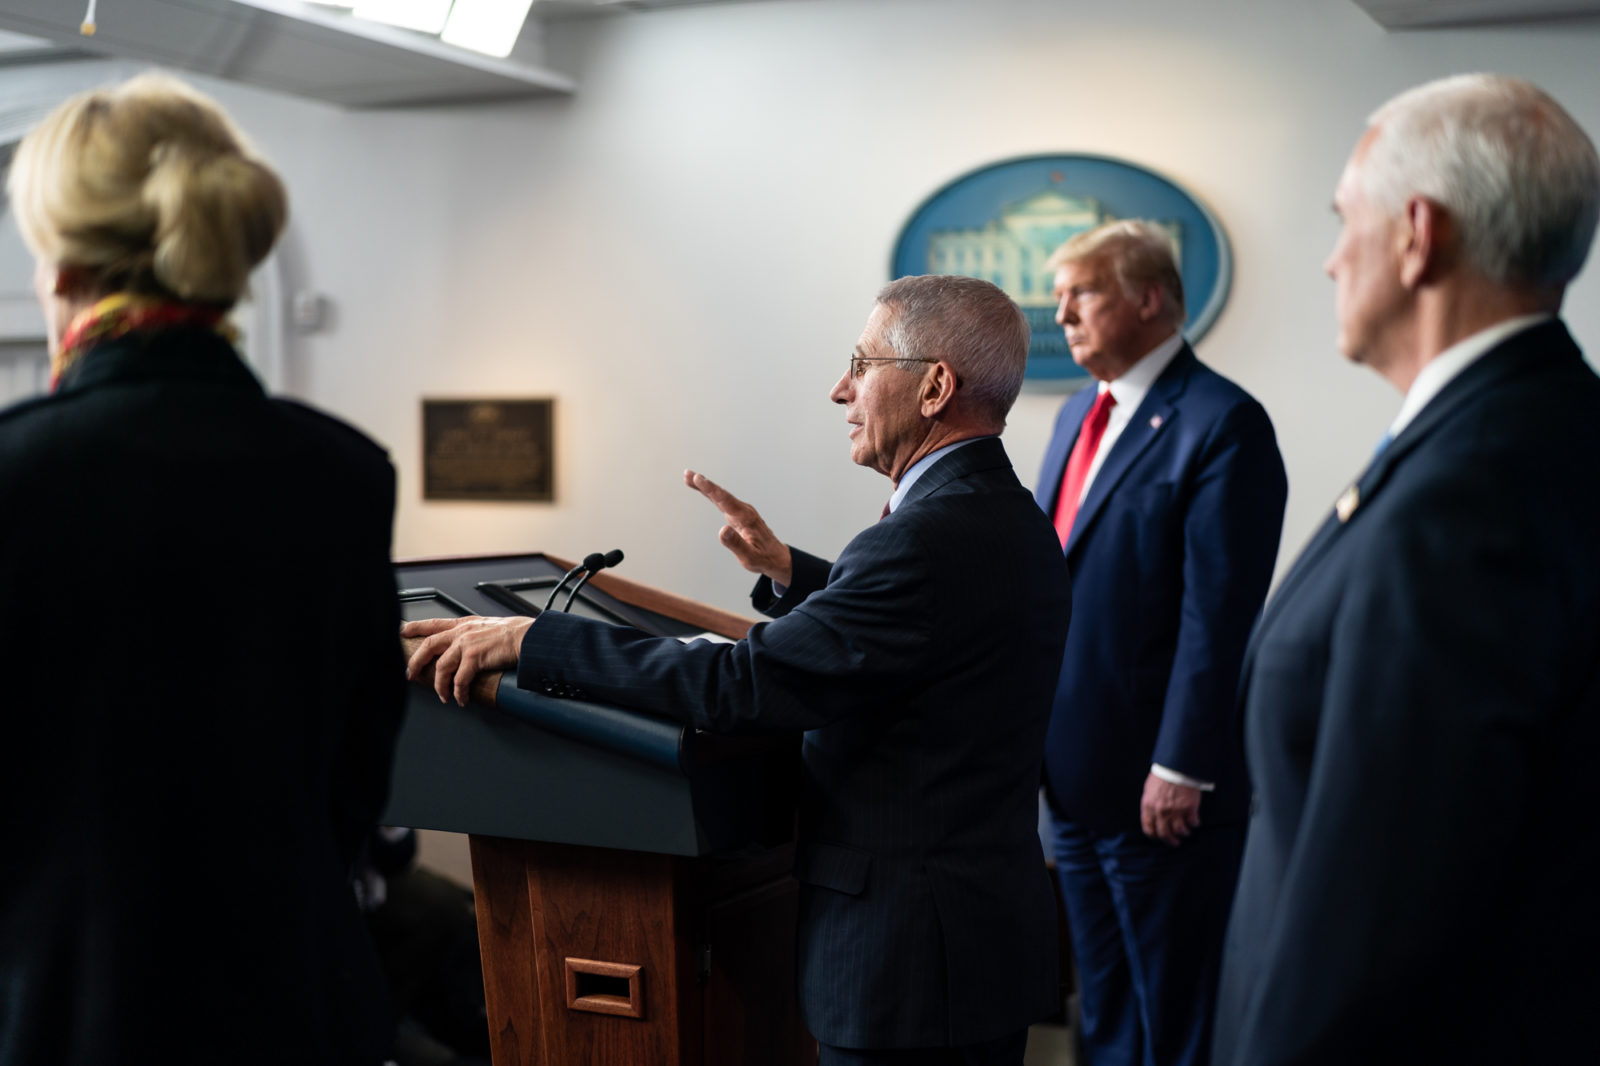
[170,0,1599,618]
[9,0,1600,884]
[9,0,1600,610]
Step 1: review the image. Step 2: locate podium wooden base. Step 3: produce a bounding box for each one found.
[471,835,816,1066]
[389,553,813,1065]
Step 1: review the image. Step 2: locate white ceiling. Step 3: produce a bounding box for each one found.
[1351,0,1600,27]
[0,0,780,108]
[0,1,1597,110]
[0,0,589,107]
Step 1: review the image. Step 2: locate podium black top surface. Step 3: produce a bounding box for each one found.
[383,553,796,856]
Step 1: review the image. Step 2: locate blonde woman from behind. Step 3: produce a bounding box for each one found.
[0,73,406,1066]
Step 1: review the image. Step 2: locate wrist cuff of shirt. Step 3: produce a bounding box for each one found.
[1151,763,1215,791]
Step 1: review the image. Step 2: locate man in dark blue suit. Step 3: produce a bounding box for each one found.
[1036,221,1286,1066]
[1213,75,1600,1066]
[406,275,1071,1065]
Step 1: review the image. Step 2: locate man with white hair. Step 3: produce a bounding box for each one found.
[406,275,1071,1065]
[1213,74,1600,1064]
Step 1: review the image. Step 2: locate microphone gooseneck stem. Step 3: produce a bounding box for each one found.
[541,552,605,613]
[563,549,624,612]
[540,566,584,613]
[563,571,597,611]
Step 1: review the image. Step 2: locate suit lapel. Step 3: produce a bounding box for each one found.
[901,436,1011,507]
[1064,346,1193,558]
[1037,387,1096,513]
[1243,505,1348,672]
[1241,319,1578,676]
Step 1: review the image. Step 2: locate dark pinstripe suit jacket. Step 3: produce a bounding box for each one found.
[519,437,1071,1049]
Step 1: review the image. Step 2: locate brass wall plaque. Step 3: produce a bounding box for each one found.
[423,398,553,502]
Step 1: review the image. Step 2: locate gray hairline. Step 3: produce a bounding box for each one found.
[1360,73,1600,289]
[875,277,1028,425]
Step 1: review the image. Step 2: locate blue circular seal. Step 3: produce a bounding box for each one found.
[891,155,1232,389]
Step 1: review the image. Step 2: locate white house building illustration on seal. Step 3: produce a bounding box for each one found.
[927,190,1182,308]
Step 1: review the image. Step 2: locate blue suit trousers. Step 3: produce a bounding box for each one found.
[1051,819,1243,1066]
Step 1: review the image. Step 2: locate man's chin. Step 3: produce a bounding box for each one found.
[1071,351,1111,381]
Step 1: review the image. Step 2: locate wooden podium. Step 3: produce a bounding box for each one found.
[384,553,815,1066]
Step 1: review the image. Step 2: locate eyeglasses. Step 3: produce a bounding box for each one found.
[848,354,939,379]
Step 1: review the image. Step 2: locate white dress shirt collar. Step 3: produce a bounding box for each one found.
[1389,313,1552,439]
[1101,331,1185,409]
[1065,331,1186,515]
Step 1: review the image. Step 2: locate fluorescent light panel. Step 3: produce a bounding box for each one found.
[352,0,453,34]
[441,0,535,57]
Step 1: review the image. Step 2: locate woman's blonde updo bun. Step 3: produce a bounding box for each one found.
[7,72,287,307]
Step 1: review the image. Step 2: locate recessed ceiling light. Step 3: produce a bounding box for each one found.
[352,0,453,34]
[441,0,535,57]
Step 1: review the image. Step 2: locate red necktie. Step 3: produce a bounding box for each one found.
[1052,389,1117,545]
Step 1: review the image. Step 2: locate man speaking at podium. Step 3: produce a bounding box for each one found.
[404,274,1071,1065]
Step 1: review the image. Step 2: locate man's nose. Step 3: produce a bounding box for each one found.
[829,371,851,405]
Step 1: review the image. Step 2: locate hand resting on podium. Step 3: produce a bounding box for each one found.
[402,615,532,707]
[404,470,773,708]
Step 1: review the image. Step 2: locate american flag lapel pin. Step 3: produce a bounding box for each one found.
[1149,414,1164,430]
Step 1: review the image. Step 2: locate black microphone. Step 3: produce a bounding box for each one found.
[541,552,607,613]
[563,549,624,612]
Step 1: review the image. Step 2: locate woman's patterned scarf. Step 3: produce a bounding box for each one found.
[53,292,237,391]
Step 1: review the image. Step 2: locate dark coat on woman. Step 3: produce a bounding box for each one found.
[0,327,405,1065]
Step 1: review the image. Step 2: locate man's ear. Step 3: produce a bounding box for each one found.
[920,361,961,418]
[1136,284,1165,323]
[1399,196,1451,289]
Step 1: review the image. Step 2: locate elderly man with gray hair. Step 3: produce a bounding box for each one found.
[407,274,1072,1065]
[1213,74,1600,1065]
[1035,219,1287,1066]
